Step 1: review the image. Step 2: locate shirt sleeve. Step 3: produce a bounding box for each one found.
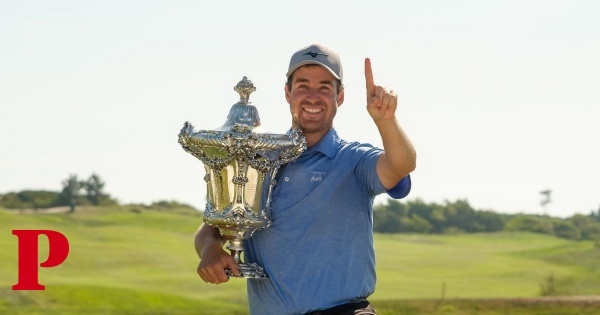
[386,174,412,199]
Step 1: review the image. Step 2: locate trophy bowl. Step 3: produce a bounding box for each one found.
[178,77,305,279]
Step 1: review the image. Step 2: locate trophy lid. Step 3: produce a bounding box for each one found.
[217,76,264,132]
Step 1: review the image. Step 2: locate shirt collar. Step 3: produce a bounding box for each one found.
[304,128,339,159]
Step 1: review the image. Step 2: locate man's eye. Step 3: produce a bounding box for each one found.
[320,86,330,91]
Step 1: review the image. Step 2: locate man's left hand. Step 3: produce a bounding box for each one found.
[365,58,397,122]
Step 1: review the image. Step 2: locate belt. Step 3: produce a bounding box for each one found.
[305,298,370,315]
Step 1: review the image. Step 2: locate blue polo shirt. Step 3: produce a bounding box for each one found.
[244,128,411,315]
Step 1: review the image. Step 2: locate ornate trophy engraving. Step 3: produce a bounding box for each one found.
[178,77,305,279]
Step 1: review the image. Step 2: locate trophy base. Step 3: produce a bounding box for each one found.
[226,263,268,279]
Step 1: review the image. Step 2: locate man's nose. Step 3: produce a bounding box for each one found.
[306,88,319,101]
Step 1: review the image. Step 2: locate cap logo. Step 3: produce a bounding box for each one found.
[303,51,328,58]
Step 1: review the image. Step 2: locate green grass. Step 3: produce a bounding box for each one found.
[373,298,600,315]
[373,233,598,299]
[0,285,248,315]
[2,207,600,314]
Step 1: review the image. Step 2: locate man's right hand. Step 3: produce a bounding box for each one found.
[197,243,241,284]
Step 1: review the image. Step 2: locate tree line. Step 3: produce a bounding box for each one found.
[3,177,600,242]
[374,199,600,241]
[0,173,117,212]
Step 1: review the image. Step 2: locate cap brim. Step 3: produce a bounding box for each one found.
[286,61,341,80]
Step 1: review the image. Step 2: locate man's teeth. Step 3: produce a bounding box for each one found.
[304,108,322,113]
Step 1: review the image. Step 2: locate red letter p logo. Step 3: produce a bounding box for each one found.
[12,230,70,290]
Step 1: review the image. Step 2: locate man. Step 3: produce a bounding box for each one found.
[195,44,416,315]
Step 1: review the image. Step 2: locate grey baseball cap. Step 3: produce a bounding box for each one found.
[286,44,343,84]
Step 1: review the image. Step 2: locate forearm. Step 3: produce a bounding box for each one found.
[375,117,416,188]
[194,223,225,259]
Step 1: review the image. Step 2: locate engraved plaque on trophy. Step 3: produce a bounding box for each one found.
[178,77,305,278]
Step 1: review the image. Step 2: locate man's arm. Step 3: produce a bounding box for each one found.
[194,223,240,284]
[364,58,417,189]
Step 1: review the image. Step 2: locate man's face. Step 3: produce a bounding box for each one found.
[285,65,344,136]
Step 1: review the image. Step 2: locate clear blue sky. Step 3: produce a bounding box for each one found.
[1,1,599,218]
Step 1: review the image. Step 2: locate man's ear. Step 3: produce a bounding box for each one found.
[337,88,345,107]
[284,84,291,104]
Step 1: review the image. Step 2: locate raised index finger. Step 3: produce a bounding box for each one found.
[365,58,376,96]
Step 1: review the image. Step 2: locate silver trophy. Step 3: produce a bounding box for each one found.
[178,77,305,279]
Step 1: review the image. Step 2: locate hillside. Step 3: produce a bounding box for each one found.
[1,207,600,314]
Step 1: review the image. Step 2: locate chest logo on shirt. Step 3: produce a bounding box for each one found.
[310,171,326,182]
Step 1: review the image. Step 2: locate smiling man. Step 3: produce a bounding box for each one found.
[194,44,417,315]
